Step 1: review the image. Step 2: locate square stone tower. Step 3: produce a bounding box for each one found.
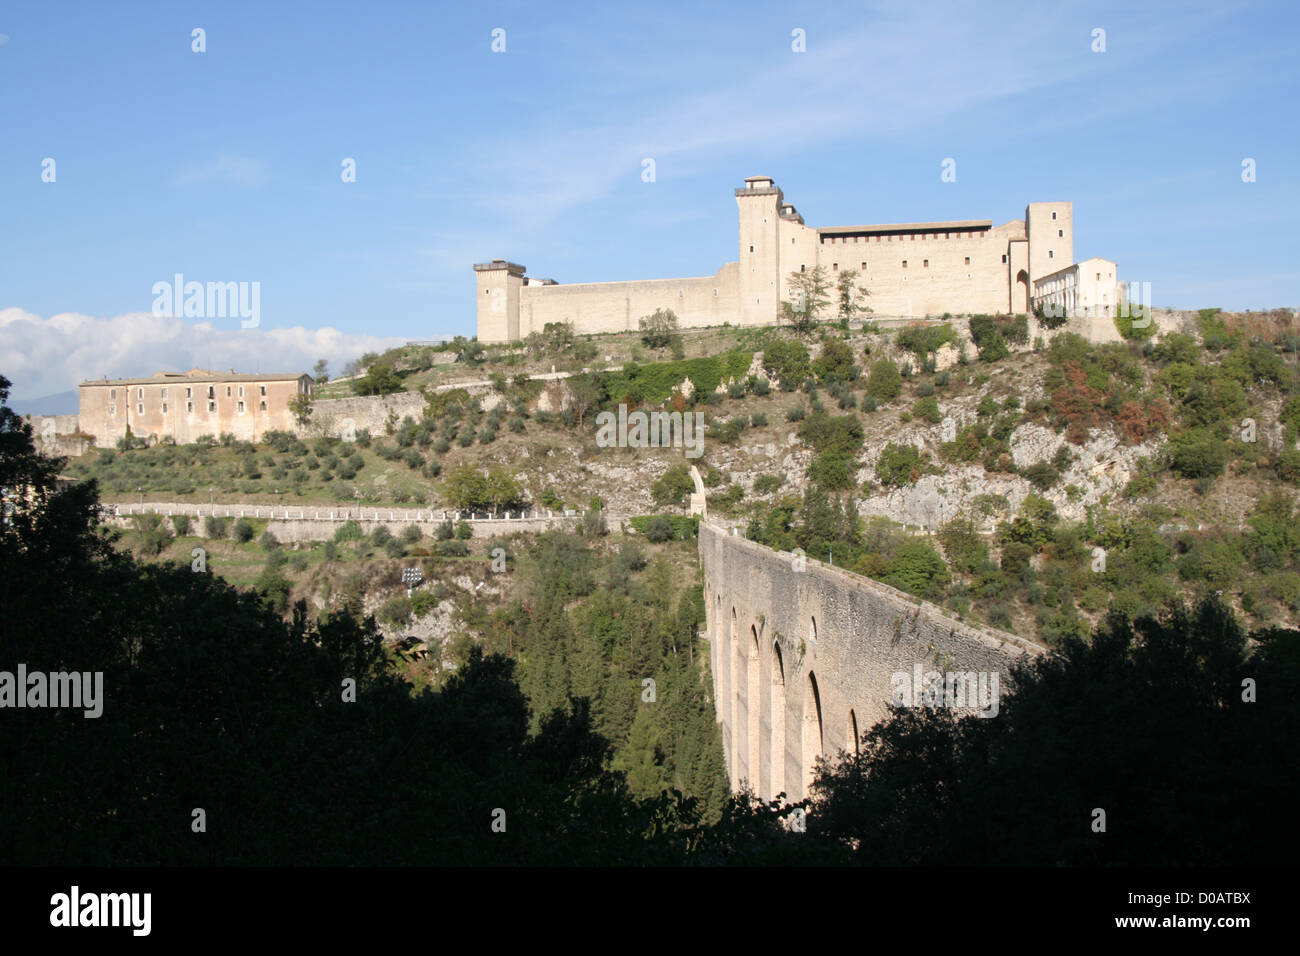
[474,259,525,343]
[736,176,782,326]
[1026,202,1073,285]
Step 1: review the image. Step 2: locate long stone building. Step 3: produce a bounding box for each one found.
[78,369,313,447]
[476,175,1122,342]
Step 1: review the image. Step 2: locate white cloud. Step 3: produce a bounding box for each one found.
[174,154,270,188]
[0,308,406,400]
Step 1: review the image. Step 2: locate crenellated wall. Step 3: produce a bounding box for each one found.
[699,521,1045,801]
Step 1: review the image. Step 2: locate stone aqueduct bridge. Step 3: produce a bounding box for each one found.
[699,520,1047,802]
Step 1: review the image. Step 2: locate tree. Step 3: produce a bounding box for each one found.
[639,308,679,349]
[352,364,403,396]
[288,392,313,425]
[865,359,902,402]
[780,266,832,334]
[651,464,695,508]
[835,268,870,320]
[763,338,811,383]
[311,359,330,384]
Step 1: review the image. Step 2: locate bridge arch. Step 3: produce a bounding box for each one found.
[801,671,824,799]
[748,625,762,794]
[771,641,787,798]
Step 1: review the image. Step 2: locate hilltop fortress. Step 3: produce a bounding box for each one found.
[475,176,1122,343]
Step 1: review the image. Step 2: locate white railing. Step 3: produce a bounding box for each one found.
[103,502,568,523]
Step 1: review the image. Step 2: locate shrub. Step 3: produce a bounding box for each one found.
[875,442,924,487]
[1022,461,1061,490]
[259,530,280,550]
[204,516,228,538]
[231,519,255,543]
[786,405,806,423]
[651,464,695,507]
[913,396,942,424]
[882,539,951,599]
[401,524,422,544]
[643,515,675,543]
[439,539,470,557]
[171,514,191,536]
[455,520,473,540]
[763,338,811,382]
[865,360,902,402]
[334,520,363,543]
[434,519,454,541]
[1168,429,1229,479]
[751,412,768,428]
[753,474,784,495]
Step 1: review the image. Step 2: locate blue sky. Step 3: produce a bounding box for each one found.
[1,0,1297,400]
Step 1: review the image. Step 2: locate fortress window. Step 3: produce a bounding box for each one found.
[161,388,168,398]
[260,401,267,411]
[713,289,718,296]
[226,386,232,397]
[137,404,144,415]
[1052,211,1057,220]
[902,260,908,268]
[861,262,866,271]
[749,245,754,253]
[208,401,215,412]
[964,257,970,265]
[185,387,192,398]
[1049,250,1054,259]
[237,401,245,414]
[162,403,167,413]
[800,264,805,272]
[186,402,193,413]
[207,386,214,399]
[1002,254,1008,263]
[484,289,490,295]
[108,404,116,416]
[137,388,143,399]
[1096,272,1101,281]
[260,385,266,396]
[238,386,244,397]
[1058,229,1064,237]
[923,259,929,268]
[832,263,838,271]
[110,388,116,399]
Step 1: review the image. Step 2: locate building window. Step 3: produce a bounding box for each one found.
[1002,254,1008,263]
[860,262,866,271]
[832,263,838,271]
[162,403,167,413]
[713,289,718,296]
[1058,229,1064,237]
[260,385,266,396]
[137,404,143,415]
[226,386,232,397]
[238,401,245,414]
[110,388,116,399]
[186,401,193,413]
[185,387,192,398]
[902,260,908,268]
[1049,250,1054,259]
[1051,211,1057,220]
[260,401,267,411]
[109,404,116,415]
[923,259,929,268]
[208,401,216,412]
[964,257,970,265]
[137,388,143,399]
[161,387,168,398]
[238,386,244,397]
[749,245,754,253]
[207,386,214,399]
[1096,273,1101,281]
[800,264,805,272]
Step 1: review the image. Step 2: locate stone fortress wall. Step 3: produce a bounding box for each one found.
[699,520,1045,801]
[477,176,1119,343]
